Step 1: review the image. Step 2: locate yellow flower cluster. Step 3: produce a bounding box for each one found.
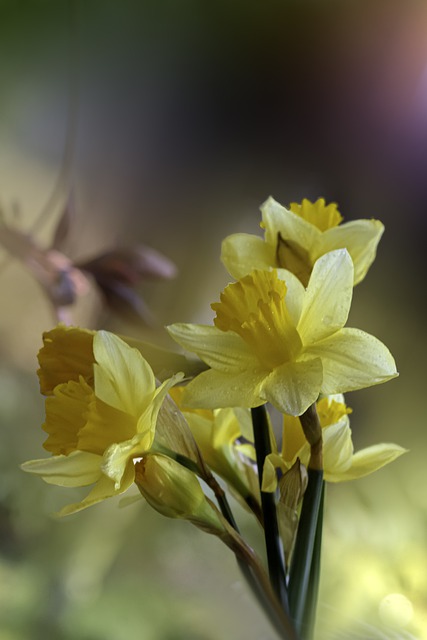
[22,196,404,521]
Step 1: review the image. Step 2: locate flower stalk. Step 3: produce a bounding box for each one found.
[251,405,289,613]
[288,403,325,637]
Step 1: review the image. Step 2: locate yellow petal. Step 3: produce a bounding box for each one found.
[211,407,243,449]
[221,233,276,280]
[261,196,321,259]
[37,325,95,395]
[102,432,153,488]
[329,443,408,482]
[297,250,353,346]
[307,328,398,394]
[276,269,305,327]
[43,377,93,455]
[21,450,102,487]
[57,462,135,516]
[262,453,287,492]
[320,219,384,285]
[77,396,137,456]
[322,423,354,478]
[100,375,183,488]
[93,331,156,416]
[182,367,268,409]
[261,358,323,416]
[167,324,257,372]
[282,414,306,462]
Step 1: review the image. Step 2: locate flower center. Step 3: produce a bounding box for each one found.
[289,198,343,232]
[316,397,352,428]
[212,270,302,369]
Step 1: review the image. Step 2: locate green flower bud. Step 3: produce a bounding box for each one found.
[134,454,225,535]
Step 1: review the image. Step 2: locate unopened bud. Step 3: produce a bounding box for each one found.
[134,454,225,535]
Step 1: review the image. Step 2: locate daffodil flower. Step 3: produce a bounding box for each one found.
[170,386,258,503]
[168,249,397,416]
[262,396,407,489]
[37,324,204,394]
[22,331,183,515]
[222,197,384,286]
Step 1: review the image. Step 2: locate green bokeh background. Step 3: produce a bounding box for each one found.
[1,2,426,638]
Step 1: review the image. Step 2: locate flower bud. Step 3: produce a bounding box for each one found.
[134,454,225,535]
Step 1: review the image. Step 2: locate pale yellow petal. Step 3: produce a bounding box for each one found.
[137,372,184,434]
[57,462,135,516]
[102,432,153,488]
[261,196,321,257]
[328,443,407,482]
[167,324,256,372]
[261,358,323,416]
[221,233,276,279]
[182,367,268,409]
[94,331,156,416]
[211,408,242,449]
[320,219,384,285]
[282,414,306,462]
[297,249,353,345]
[307,328,398,394]
[184,412,214,457]
[77,397,136,456]
[262,453,286,492]
[21,450,102,487]
[322,423,354,478]
[230,406,254,442]
[100,374,184,489]
[276,269,306,326]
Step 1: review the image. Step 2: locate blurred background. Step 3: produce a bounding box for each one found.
[0,1,426,638]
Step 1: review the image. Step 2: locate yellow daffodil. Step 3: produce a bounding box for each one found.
[168,249,397,416]
[262,396,407,489]
[37,324,204,395]
[221,197,384,286]
[22,331,183,515]
[170,387,258,503]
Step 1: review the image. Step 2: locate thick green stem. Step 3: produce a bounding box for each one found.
[288,468,323,636]
[214,480,297,639]
[301,482,325,640]
[251,405,289,612]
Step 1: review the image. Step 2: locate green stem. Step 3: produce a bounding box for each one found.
[301,482,324,640]
[214,482,297,639]
[288,468,323,636]
[154,441,294,637]
[251,405,289,612]
[227,532,299,640]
